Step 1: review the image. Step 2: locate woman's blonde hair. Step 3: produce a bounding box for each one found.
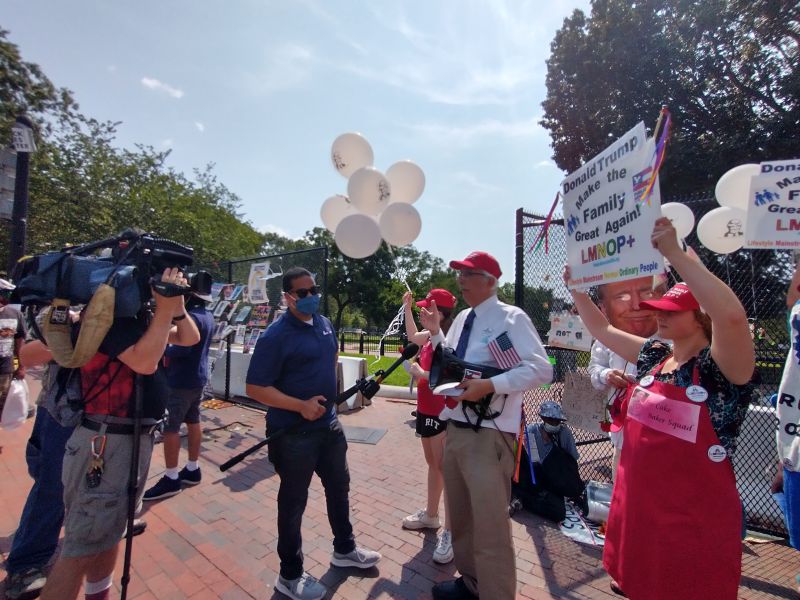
[694,309,712,342]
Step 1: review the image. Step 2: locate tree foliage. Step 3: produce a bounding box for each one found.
[0,28,78,140]
[541,0,800,195]
[0,29,265,271]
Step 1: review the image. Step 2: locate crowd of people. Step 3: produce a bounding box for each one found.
[0,216,798,600]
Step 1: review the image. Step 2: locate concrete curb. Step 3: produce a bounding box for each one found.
[374,384,417,401]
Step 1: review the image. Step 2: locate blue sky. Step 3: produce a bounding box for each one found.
[5,0,590,279]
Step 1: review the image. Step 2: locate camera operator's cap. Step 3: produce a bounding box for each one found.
[416,289,456,310]
[0,278,15,291]
[449,251,502,279]
[639,282,699,312]
[539,400,567,422]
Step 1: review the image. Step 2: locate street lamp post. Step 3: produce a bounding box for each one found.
[8,115,36,275]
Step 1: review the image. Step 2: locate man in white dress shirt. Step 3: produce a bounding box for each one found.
[420,251,552,600]
[587,277,665,479]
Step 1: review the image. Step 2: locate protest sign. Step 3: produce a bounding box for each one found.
[247,262,271,304]
[562,371,608,435]
[547,312,593,352]
[563,122,664,289]
[744,159,800,249]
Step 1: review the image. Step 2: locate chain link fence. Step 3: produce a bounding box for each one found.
[200,247,328,402]
[515,195,789,537]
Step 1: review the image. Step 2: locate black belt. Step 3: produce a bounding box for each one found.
[81,419,159,435]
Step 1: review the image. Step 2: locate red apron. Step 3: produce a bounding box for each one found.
[603,357,741,600]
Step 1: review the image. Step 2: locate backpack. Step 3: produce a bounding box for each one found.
[43,364,84,427]
[43,354,129,427]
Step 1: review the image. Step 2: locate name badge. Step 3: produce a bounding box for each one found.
[685,385,708,403]
[640,375,655,387]
[627,385,700,443]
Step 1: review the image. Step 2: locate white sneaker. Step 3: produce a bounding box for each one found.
[275,572,326,600]
[330,546,382,569]
[433,529,454,564]
[402,509,441,530]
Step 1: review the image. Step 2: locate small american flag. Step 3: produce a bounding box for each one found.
[488,332,521,369]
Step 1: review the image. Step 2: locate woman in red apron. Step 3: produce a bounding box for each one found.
[401,288,458,564]
[567,218,755,599]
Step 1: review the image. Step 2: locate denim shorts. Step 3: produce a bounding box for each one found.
[164,387,203,432]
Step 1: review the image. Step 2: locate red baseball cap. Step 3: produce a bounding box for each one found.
[416,288,457,310]
[449,251,502,279]
[639,283,700,312]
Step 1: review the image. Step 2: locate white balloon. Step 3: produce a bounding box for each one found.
[347,166,391,216]
[696,206,746,254]
[715,164,760,210]
[386,160,425,204]
[331,132,374,178]
[335,213,382,259]
[660,203,696,239]
[379,203,422,247]
[320,194,354,233]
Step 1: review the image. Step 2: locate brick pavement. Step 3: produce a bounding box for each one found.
[1,397,798,599]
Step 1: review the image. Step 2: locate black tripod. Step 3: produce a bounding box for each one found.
[120,374,144,600]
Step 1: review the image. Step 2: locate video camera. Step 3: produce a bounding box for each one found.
[12,228,211,318]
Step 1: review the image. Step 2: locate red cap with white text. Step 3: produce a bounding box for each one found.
[638,282,700,312]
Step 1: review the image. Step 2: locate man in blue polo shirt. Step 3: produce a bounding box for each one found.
[245,267,380,600]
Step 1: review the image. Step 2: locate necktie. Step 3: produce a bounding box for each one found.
[455,310,476,359]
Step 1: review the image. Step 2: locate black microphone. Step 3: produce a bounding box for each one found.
[335,342,419,406]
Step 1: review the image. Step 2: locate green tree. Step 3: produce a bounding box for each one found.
[22,117,265,267]
[541,0,800,195]
[0,28,78,141]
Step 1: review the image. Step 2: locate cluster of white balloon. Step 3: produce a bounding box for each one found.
[693,164,758,254]
[320,133,425,259]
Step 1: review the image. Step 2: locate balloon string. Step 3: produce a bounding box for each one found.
[371,243,410,365]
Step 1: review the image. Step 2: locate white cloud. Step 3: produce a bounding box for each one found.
[107,65,117,73]
[140,77,184,99]
[194,121,205,133]
[534,160,558,169]
[450,171,503,193]
[160,138,173,148]
[261,224,294,238]
[409,118,543,145]
[242,43,315,95]
[330,1,556,106]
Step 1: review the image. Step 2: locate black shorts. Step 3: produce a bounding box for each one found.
[415,412,446,438]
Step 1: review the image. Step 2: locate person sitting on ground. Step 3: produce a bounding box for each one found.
[401,288,457,564]
[511,401,585,522]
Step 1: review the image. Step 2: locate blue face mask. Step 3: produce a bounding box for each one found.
[295,294,321,315]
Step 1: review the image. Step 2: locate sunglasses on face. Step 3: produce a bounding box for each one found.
[291,286,320,298]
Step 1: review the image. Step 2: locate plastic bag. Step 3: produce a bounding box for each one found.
[1,378,30,430]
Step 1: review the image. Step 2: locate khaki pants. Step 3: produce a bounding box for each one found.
[443,423,516,599]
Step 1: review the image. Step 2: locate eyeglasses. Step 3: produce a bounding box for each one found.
[456,270,488,279]
[611,290,657,303]
[291,286,320,298]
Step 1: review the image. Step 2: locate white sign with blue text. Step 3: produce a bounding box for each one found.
[744,159,800,249]
[563,122,664,289]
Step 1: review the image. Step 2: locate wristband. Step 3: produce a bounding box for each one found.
[172,314,187,322]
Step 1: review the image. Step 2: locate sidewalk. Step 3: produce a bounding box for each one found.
[1,397,797,599]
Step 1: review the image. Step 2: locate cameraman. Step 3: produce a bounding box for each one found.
[40,267,199,600]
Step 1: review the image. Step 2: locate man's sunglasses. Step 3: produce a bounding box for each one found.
[291,286,321,298]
